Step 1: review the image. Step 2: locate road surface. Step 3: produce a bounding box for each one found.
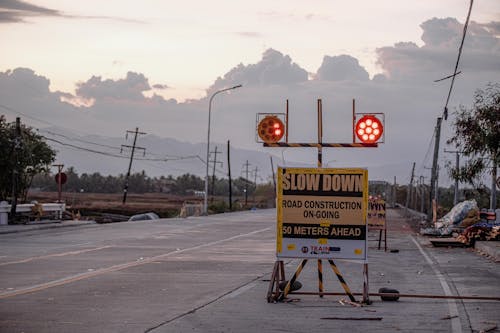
[0,209,498,332]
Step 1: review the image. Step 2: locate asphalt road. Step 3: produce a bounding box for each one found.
[0,209,498,333]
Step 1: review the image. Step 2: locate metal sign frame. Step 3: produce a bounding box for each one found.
[265,98,380,304]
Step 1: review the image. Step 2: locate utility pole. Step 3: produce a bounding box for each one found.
[270,156,276,197]
[491,160,498,210]
[121,127,146,204]
[420,175,425,213]
[428,0,473,213]
[243,160,250,206]
[210,146,222,200]
[444,149,461,205]
[252,166,259,207]
[436,164,440,207]
[9,117,21,224]
[429,117,442,220]
[53,164,64,203]
[227,140,232,211]
[392,176,396,207]
[405,162,416,213]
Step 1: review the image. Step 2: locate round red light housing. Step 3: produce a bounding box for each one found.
[355,115,383,143]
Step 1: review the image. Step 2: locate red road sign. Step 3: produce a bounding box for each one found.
[54,172,67,185]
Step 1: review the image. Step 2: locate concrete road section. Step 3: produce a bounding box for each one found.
[0,209,498,333]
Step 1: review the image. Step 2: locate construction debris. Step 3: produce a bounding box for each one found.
[320,317,382,321]
[379,287,400,301]
[421,200,478,236]
[339,298,362,307]
[457,223,500,246]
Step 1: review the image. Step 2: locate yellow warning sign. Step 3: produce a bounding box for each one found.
[367,197,386,230]
[277,167,368,260]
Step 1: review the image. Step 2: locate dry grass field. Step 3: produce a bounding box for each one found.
[25,190,273,222]
[27,191,197,220]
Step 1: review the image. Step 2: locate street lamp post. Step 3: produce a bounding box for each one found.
[204,84,242,215]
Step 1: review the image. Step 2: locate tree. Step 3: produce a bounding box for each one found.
[447,83,500,209]
[172,174,204,195]
[0,116,56,201]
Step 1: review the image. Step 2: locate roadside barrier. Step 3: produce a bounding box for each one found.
[0,201,65,224]
[367,197,387,251]
[179,201,203,218]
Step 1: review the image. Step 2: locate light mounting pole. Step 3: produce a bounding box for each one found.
[204,84,242,215]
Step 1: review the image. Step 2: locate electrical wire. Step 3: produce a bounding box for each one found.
[0,103,203,163]
[0,103,54,127]
[425,0,474,191]
[43,137,129,159]
[43,136,205,164]
[0,103,126,141]
[39,129,122,151]
[442,0,474,119]
[417,128,436,176]
[40,128,195,161]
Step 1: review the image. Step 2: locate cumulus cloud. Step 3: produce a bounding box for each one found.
[0,68,88,131]
[208,48,308,93]
[0,0,145,24]
[377,18,500,81]
[315,55,370,81]
[75,72,152,102]
[420,18,463,48]
[152,83,169,90]
[484,21,500,35]
[0,0,61,23]
[0,68,181,140]
[0,68,51,95]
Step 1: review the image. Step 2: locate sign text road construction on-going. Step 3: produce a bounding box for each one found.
[277,167,368,260]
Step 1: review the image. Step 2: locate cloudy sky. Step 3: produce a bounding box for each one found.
[0,0,499,185]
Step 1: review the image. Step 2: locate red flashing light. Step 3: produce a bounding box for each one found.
[258,116,285,143]
[355,115,383,143]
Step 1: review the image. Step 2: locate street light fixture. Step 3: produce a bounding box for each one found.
[204,84,242,215]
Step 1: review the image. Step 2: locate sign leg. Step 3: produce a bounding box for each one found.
[363,263,371,304]
[378,230,382,250]
[318,259,324,298]
[328,259,356,302]
[267,260,286,302]
[267,261,279,302]
[281,259,307,300]
[384,227,388,252]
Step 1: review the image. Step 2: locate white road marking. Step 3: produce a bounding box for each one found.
[410,235,462,333]
[0,246,113,267]
[0,227,271,299]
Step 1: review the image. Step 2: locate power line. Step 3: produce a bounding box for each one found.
[428,0,474,219]
[2,102,151,157]
[41,128,194,161]
[2,103,229,173]
[434,71,462,83]
[442,0,474,120]
[42,136,203,163]
[0,103,102,138]
[40,129,122,151]
[43,136,126,159]
[0,104,55,127]
[417,127,437,176]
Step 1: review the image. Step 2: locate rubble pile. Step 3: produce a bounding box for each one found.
[421,200,500,246]
[457,221,500,246]
[421,200,479,236]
